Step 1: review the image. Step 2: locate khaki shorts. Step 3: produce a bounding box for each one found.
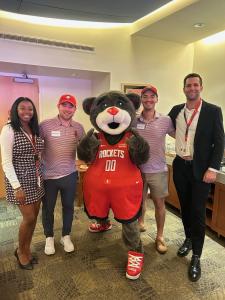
[142,171,169,199]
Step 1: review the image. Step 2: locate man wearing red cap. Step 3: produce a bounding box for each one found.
[136,85,174,254]
[40,94,85,255]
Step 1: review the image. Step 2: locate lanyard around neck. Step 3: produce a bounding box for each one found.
[20,127,38,160]
[20,127,40,185]
[183,100,201,142]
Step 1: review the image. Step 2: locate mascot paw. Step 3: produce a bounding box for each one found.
[127,128,150,165]
[77,129,100,163]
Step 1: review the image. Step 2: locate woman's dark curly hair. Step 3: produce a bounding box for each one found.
[10,97,40,136]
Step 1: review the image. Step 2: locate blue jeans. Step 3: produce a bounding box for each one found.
[42,172,77,237]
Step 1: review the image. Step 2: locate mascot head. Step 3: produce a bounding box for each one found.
[82,91,141,135]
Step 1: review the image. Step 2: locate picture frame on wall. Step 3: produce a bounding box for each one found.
[121,83,147,115]
[121,83,147,95]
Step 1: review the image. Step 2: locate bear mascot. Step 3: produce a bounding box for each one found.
[77,91,149,280]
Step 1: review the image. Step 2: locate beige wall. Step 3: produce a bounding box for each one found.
[193,39,225,124]
[38,76,92,131]
[0,17,194,122]
[0,17,224,128]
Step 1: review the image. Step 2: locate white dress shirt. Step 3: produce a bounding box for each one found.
[175,101,217,172]
[175,101,202,159]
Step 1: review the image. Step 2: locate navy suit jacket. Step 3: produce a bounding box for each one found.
[168,100,224,180]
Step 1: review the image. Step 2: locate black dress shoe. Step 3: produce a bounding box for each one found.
[177,238,192,257]
[14,248,33,270]
[188,255,201,282]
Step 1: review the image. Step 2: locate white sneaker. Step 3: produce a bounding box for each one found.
[44,237,55,255]
[60,235,74,253]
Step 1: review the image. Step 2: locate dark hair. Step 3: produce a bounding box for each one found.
[10,97,40,136]
[183,73,203,87]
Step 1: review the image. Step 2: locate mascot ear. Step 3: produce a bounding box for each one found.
[126,93,141,111]
[82,97,96,115]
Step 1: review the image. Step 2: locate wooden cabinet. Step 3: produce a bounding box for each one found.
[75,161,88,207]
[166,165,180,210]
[166,163,225,238]
[205,184,215,228]
[212,183,225,237]
[76,171,85,207]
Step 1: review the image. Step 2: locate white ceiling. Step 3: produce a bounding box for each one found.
[0,61,109,79]
[134,0,225,44]
[0,0,171,23]
[0,0,224,44]
[0,0,224,77]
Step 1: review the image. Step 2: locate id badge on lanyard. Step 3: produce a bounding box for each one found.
[184,100,201,142]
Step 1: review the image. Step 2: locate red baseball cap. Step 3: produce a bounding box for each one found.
[58,94,77,107]
[141,85,158,96]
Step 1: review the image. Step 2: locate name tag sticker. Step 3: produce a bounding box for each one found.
[137,124,145,130]
[51,130,61,137]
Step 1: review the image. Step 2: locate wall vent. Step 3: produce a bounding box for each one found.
[0,32,95,53]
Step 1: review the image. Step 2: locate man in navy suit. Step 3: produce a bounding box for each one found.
[169,73,224,282]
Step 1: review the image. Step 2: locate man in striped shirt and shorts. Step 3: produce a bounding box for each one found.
[40,94,85,255]
[136,86,174,254]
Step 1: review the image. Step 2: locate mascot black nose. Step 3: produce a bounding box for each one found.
[107,107,119,116]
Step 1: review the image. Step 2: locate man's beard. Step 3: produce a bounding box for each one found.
[186,92,200,101]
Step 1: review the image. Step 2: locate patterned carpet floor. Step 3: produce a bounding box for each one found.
[0,198,225,300]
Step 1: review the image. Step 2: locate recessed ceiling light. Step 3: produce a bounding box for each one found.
[193,23,205,28]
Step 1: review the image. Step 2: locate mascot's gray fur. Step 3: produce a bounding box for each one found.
[77,91,149,281]
[77,91,149,164]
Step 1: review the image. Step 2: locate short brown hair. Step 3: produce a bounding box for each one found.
[183,73,202,87]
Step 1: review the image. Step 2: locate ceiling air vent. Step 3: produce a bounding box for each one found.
[0,33,95,53]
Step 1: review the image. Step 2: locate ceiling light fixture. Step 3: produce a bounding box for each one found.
[193,23,205,28]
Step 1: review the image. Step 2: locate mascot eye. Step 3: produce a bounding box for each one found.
[117,101,124,107]
[101,103,108,109]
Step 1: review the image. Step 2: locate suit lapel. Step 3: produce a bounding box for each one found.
[194,100,207,144]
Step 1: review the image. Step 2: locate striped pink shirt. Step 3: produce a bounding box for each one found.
[40,116,85,179]
[136,112,174,173]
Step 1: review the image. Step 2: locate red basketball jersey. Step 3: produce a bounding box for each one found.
[83,131,143,222]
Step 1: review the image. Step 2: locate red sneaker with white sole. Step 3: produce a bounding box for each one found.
[89,222,112,233]
[126,251,144,280]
